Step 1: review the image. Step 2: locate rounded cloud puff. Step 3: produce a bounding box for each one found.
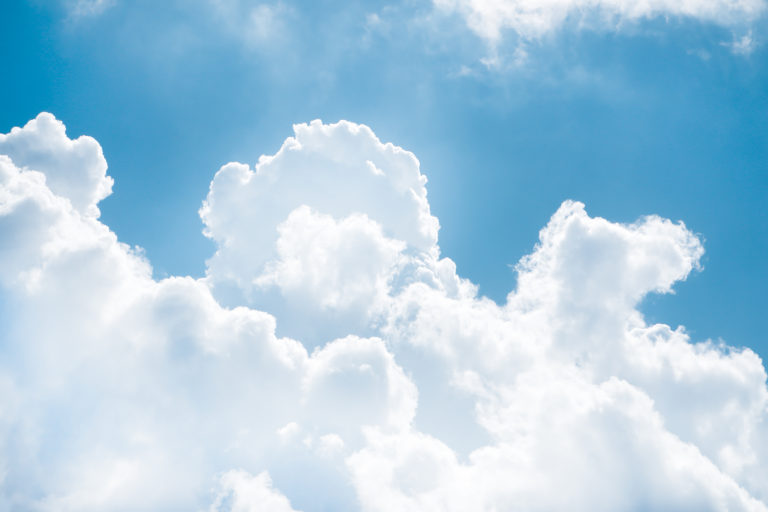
[0,113,113,218]
[201,119,438,303]
[0,114,766,511]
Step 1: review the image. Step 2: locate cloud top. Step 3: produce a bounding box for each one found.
[0,113,113,217]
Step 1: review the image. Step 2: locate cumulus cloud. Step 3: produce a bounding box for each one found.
[200,119,442,342]
[210,470,301,512]
[255,206,406,314]
[0,113,113,217]
[433,0,767,48]
[0,113,767,511]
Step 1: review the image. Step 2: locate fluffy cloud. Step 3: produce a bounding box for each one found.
[200,119,442,343]
[256,206,406,314]
[65,0,115,18]
[0,113,766,511]
[210,470,301,512]
[0,113,113,217]
[433,0,767,45]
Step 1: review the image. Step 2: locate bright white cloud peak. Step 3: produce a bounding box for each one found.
[0,113,767,511]
[434,0,766,44]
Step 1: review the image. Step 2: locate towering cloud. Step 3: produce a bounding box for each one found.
[0,114,766,511]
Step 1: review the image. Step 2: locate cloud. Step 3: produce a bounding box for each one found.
[210,470,301,512]
[65,0,115,18]
[0,113,113,218]
[433,0,767,45]
[200,119,442,341]
[255,206,406,314]
[1,113,767,511]
[208,0,294,49]
[723,30,758,54]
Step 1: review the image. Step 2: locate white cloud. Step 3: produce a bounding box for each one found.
[0,113,113,218]
[208,0,294,49]
[255,206,406,314]
[348,383,767,512]
[66,0,115,18]
[433,0,767,45]
[210,470,301,512]
[723,30,758,54]
[200,119,442,342]
[0,113,767,511]
[302,335,418,438]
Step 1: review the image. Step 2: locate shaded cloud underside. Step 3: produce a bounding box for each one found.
[0,113,766,511]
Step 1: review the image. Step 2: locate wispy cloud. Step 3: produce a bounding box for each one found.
[434,0,767,44]
[66,0,115,18]
[209,0,294,49]
[723,30,758,54]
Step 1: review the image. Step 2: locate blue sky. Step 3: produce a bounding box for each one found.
[3,0,766,357]
[2,1,768,510]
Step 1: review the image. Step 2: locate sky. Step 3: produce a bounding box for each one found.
[1,0,768,510]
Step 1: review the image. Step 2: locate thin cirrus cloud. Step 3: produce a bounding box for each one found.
[65,0,115,18]
[208,0,295,49]
[0,113,767,511]
[57,0,767,70]
[433,0,767,43]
